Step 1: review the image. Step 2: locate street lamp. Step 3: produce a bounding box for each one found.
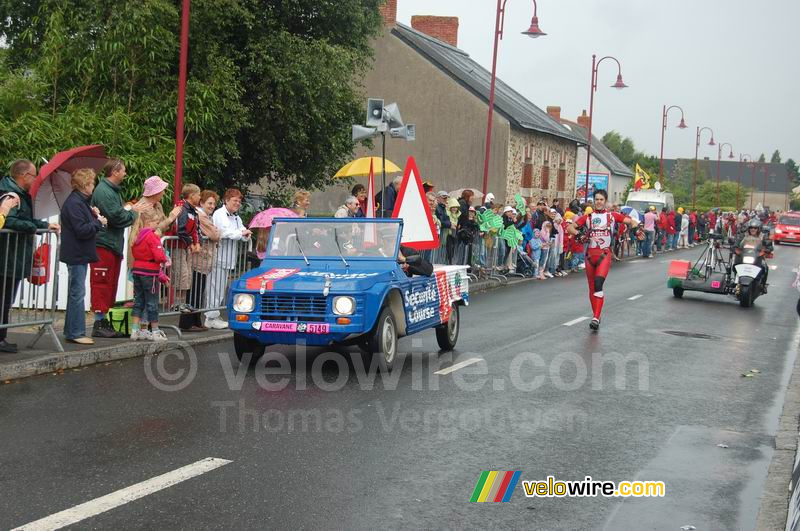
[738,154,752,209]
[715,142,734,208]
[481,0,546,197]
[584,55,628,201]
[174,0,191,205]
[692,126,715,210]
[659,105,687,180]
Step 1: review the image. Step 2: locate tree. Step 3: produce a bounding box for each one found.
[786,158,799,185]
[0,0,384,200]
[771,150,782,164]
[758,153,766,163]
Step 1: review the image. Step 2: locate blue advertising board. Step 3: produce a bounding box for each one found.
[575,172,610,201]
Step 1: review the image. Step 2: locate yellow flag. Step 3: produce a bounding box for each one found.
[634,164,651,190]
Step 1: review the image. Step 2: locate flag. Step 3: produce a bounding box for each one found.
[365,158,377,245]
[634,164,652,191]
[514,193,525,215]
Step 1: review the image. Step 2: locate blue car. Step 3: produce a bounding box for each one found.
[227,218,469,370]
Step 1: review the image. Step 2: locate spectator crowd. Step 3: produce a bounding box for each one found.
[0,157,786,353]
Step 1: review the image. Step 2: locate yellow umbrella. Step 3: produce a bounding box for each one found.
[334,156,402,178]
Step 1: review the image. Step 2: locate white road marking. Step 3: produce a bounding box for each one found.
[628,294,643,301]
[563,316,590,327]
[770,265,778,270]
[13,457,232,531]
[434,358,484,375]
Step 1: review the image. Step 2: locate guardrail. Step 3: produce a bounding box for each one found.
[158,235,254,336]
[0,228,63,351]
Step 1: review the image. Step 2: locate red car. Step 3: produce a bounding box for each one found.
[773,213,800,244]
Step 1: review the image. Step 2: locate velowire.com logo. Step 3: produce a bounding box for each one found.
[470,471,521,503]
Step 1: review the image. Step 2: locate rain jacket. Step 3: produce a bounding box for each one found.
[131,227,168,276]
[91,178,137,256]
[60,189,103,265]
[0,175,49,278]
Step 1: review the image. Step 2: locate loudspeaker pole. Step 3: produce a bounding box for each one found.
[381,132,387,218]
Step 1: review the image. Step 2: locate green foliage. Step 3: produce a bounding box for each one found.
[771,150,782,164]
[786,158,799,185]
[758,153,766,163]
[0,0,384,201]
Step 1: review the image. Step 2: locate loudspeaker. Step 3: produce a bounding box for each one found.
[366,98,385,127]
[352,125,378,142]
[382,102,404,128]
[389,124,416,141]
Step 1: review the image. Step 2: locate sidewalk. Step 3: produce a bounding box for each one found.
[0,314,231,381]
[0,246,686,382]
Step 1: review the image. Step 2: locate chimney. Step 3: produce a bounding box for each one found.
[380,0,397,26]
[546,106,561,123]
[577,110,591,129]
[411,15,459,47]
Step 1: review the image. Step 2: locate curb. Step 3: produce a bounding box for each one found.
[755,329,800,531]
[0,332,232,382]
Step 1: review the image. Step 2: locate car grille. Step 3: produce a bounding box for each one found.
[261,295,328,318]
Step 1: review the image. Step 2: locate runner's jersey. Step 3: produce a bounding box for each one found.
[575,211,628,250]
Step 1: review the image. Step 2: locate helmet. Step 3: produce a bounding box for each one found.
[747,218,762,230]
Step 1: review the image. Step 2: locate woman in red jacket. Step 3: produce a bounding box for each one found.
[130,211,170,341]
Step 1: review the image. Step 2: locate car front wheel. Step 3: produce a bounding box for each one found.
[234,332,266,364]
[369,307,398,371]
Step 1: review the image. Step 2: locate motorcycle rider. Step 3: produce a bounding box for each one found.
[733,218,773,287]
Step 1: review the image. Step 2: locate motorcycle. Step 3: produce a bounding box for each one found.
[731,239,770,307]
[667,231,771,308]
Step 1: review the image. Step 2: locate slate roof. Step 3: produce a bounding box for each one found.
[392,23,585,145]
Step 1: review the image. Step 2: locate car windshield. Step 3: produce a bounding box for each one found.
[268,220,401,259]
[779,216,800,226]
[626,201,664,213]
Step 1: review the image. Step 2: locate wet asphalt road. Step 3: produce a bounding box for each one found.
[2,245,800,530]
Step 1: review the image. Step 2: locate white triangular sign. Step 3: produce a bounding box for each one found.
[391,157,439,250]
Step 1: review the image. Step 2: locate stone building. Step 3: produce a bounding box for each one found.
[318,0,584,213]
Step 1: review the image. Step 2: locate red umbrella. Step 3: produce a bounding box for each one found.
[30,145,109,218]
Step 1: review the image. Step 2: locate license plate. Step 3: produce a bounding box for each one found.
[260,321,329,334]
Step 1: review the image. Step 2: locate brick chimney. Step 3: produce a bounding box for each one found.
[380,0,397,26]
[577,110,591,129]
[546,106,562,123]
[411,15,459,47]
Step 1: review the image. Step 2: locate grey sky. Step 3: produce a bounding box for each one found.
[396,0,799,164]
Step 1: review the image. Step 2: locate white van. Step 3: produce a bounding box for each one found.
[625,190,675,214]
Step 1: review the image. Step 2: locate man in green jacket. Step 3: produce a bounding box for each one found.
[90,159,151,338]
[0,159,60,353]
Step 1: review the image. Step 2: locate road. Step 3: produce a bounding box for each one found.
[2,245,799,530]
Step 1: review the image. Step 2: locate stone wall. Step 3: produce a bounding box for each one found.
[506,129,578,206]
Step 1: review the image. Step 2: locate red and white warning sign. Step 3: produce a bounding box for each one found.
[391,156,440,251]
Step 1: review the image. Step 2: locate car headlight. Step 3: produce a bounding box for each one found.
[743,256,756,264]
[333,296,355,316]
[233,293,255,313]
[775,228,783,234]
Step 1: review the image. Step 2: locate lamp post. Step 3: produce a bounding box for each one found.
[692,126,715,210]
[481,0,546,197]
[749,160,757,210]
[762,163,768,208]
[738,154,752,210]
[659,105,687,180]
[173,0,190,205]
[584,55,627,201]
[715,142,734,208]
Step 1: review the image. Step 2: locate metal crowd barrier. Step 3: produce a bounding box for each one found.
[158,235,254,337]
[0,229,63,351]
